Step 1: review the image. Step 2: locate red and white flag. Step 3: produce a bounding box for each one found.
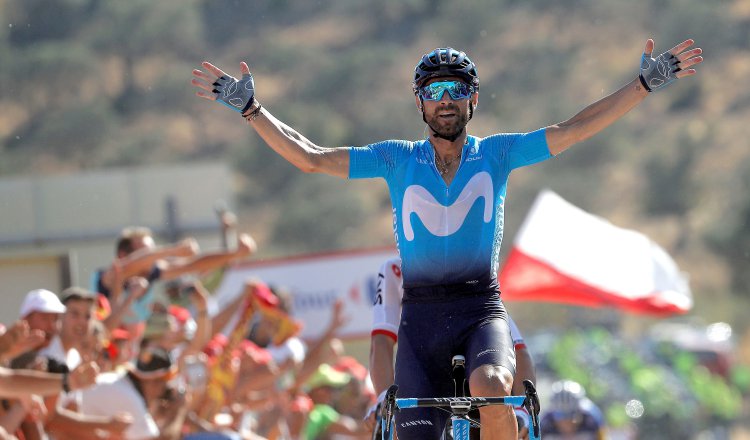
[500,190,692,316]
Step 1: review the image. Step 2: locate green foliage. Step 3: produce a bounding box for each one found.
[540,327,746,437]
[5,0,92,46]
[642,133,697,217]
[7,102,116,159]
[2,42,98,111]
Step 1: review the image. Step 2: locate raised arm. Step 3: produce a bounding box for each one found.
[0,362,98,399]
[192,62,351,178]
[158,233,256,281]
[99,238,199,294]
[545,38,703,155]
[118,238,199,279]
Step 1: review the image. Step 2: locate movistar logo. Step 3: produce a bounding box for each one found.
[402,172,494,241]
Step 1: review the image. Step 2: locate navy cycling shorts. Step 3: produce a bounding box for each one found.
[393,291,516,440]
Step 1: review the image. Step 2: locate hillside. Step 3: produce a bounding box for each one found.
[1,0,750,327]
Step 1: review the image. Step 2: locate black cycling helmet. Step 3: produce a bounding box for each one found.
[413,47,480,93]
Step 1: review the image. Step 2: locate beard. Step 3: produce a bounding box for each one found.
[424,103,470,141]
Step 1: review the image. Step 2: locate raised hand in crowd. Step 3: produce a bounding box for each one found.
[184,280,212,356]
[103,270,150,332]
[293,299,350,389]
[67,361,100,392]
[0,321,46,363]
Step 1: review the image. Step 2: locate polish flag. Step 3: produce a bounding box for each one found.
[500,190,692,316]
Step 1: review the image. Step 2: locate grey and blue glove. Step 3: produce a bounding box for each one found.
[639,50,681,92]
[212,73,255,113]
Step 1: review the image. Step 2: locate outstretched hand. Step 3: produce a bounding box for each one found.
[69,361,100,391]
[640,38,703,91]
[192,62,256,113]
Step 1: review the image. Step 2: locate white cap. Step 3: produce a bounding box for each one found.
[19,289,67,318]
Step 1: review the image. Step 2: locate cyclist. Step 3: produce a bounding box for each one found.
[367,257,535,438]
[540,380,605,440]
[192,39,702,440]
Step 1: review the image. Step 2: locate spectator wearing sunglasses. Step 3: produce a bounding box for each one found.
[193,37,703,440]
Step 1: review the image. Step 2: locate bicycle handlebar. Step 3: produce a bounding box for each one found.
[396,396,527,409]
[378,381,541,440]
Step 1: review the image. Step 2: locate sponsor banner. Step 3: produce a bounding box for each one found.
[500,190,692,315]
[213,247,399,340]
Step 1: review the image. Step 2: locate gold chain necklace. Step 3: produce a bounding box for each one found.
[433,147,462,176]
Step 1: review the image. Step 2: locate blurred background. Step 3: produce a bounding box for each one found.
[1,0,749,438]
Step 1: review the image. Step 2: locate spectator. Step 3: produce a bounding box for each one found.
[40,287,98,369]
[331,356,374,421]
[301,364,370,440]
[17,289,67,354]
[20,286,133,440]
[78,346,189,440]
[540,380,605,440]
[98,328,134,373]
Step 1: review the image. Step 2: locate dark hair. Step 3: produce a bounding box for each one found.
[135,346,173,374]
[46,357,70,374]
[60,286,97,305]
[116,226,153,256]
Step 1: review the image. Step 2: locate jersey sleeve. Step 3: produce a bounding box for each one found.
[349,140,411,179]
[507,316,526,350]
[371,258,403,342]
[506,128,551,169]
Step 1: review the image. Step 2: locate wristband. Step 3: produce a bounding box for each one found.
[243,101,263,121]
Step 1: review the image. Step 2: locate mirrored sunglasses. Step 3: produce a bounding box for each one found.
[418,81,474,101]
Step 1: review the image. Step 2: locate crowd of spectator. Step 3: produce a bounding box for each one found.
[0,213,376,440]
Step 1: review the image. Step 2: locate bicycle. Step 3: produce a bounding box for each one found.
[376,355,541,440]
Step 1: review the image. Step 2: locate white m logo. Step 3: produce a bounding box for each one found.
[402,172,494,241]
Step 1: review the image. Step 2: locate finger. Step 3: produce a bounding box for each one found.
[675,68,697,79]
[191,68,215,82]
[26,332,46,348]
[678,55,704,71]
[675,47,702,62]
[644,39,655,57]
[669,39,695,55]
[202,61,228,78]
[240,62,251,75]
[12,320,30,336]
[191,78,217,94]
[195,91,218,101]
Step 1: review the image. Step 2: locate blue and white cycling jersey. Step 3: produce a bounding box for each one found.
[349,129,550,291]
